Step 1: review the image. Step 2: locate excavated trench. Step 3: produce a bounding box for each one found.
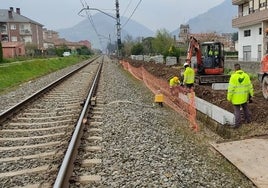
[125,58,268,140]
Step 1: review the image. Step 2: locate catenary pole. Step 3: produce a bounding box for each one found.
[78,1,122,58]
[115,0,122,58]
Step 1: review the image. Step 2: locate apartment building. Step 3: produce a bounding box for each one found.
[232,0,268,61]
[0,7,44,52]
[43,28,91,51]
[43,28,59,49]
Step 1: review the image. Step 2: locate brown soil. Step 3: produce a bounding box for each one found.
[126,59,268,139]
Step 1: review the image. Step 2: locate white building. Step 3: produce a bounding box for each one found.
[232,0,268,61]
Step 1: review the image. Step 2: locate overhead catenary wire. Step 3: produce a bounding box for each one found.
[121,0,133,18]
[79,0,119,51]
[121,0,143,29]
[78,0,142,50]
[79,0,109,50]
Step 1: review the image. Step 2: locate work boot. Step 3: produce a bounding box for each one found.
[230,124,240,129]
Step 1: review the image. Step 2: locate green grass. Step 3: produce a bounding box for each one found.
[0,56,90,93]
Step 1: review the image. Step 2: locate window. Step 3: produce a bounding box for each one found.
[259,28,262,35]
[260,0,267,8]
[258,44,262,61]
[249,1,254,14]
[10,24,16,30]
[0,24,7,33]
[11,36,17,41]
[20,24,25,30]
[242,3,249,16]
[243,45,251,61]
[244,30,251,37]
[254,0,259,10]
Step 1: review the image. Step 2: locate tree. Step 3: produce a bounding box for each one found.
[167,45,180,57]
[77,46,92,55]
[152,29,174,55]
[25,42,38,57]
[0,41,3,63]
[142,37,154,55]
[121,35,135,57]
[55,44,69,57]
[231,32,238,43]
[131,43,144,55]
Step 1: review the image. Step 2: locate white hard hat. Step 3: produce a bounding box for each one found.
[183,62,189,67]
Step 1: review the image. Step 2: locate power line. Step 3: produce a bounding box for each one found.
[121,0,142,29]
[79,0,105,49]
[121,0,133,17]
[78,0,123,54]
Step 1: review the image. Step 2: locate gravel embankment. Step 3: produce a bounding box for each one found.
[0,56,255,187]
[97,57,255,187]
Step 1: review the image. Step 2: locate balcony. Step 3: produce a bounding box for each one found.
[232,0,249,5]
[0,29,7,34]
[232,8,268,28]
[20,29,32,35]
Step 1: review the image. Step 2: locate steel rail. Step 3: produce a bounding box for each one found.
[53,59,103,188]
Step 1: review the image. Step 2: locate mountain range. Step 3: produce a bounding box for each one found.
[57,0,237,50]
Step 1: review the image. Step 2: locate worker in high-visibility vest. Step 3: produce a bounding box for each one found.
[227,63,254,128]
[183,62,195,89]
[169,76,180,95]
[208,49,213,56]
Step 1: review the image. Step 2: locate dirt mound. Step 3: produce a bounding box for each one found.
[126,59,268,139]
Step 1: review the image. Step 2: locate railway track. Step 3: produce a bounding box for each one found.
[0,57,102,187]
[69,83,105,187]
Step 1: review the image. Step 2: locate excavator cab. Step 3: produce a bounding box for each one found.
[200,42,224,75]
[186,36,230,84]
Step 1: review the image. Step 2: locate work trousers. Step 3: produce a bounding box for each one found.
[185,83,194,89]
[233,102,251,126]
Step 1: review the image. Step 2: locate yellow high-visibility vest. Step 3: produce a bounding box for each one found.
[227,70,254,105]
[183,67,195,84]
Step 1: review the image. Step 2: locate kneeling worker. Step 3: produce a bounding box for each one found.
[183,62,195,89]
[169,76,180,95]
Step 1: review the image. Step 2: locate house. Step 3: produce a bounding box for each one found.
[232,0,268,61]
[2,42,25,58]
[43,28,92,51]
[53,38,85,51]
[43,28,59,49]
[177,24,235,51]
[78,40,91,49]
[0,7,44,57]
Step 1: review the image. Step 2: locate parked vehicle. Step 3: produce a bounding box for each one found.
[62,52,71,57]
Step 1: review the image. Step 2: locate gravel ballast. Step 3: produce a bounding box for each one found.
[97,57,255,187]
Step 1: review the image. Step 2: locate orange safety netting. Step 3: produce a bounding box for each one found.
[120,60,198,131]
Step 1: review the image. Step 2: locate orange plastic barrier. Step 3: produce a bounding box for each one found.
[120,60,198,131]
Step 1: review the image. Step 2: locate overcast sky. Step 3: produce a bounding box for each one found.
[0,0,225,32]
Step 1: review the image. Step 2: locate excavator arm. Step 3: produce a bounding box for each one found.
[186,36,202,67]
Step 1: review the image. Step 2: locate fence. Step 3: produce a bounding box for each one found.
[120,59,198,131]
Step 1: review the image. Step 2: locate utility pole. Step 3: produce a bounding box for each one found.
[115,0,122,58]
[78,1,122,58]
